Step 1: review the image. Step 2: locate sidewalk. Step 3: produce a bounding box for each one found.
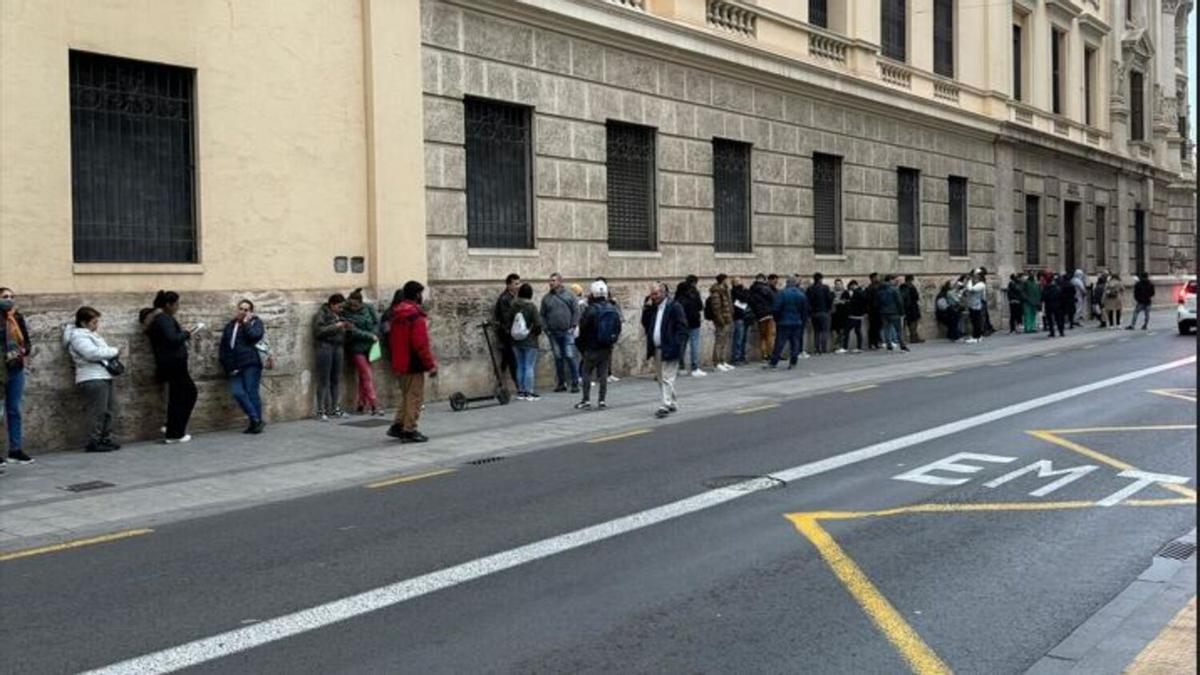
[0,317,1173,552]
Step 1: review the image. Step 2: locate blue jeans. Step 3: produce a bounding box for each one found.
[229,366,264,423]
[770,324,804,366]
[512,346,539,394]
[731,319,748,363]
[681,327,701,370]
[547,331,580,387]
[3,366,23,451]
[883,316,904,346]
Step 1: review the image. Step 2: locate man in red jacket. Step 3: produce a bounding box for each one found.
[387,281,437,443]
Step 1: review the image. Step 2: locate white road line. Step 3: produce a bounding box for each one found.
[83,356,1197,675]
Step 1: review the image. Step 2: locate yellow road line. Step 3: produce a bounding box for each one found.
[1082,344,1097,350]
[790,516,951,675]
[365,468,457,489]
[0,529,153,562]
[790,497,1195,523]
[1041,352,1059,358]
[988,361,1012,366]
[843,384,878,393]
[1148,389,1198,403]
[586,428,652,444]
[1043,425,1197,434]
[923,371,954,378]
[1028,430,1197,499]
[735,403,780,415]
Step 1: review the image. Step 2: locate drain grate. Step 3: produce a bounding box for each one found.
[1156,541,1197,560]
[59,480,116,493]
[703,475,786,492]
[465,456,507,466]
[341,418,394,428]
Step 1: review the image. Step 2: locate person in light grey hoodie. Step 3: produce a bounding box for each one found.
[1071,269,1088,325]
[62,307,122,452]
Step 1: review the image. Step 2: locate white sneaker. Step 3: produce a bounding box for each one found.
[691,368,707,377]
[835,348,847,354]
[717,363,733,372]
[160,426,167,436]
[801,352,811,359]
[163,434,191,444]
[608,375,620,383]
[964,338,978,344]
[723,362,735,370]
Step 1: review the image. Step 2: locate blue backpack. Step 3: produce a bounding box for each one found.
[594,304,622,348]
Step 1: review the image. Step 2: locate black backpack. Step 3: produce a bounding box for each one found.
[594,304,622,348]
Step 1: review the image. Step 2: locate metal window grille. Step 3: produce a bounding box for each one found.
[948,176,968,257]
[713,139,752,253]
[1025,195,1040,265]
[1095,205,1106,267]
[69,51,196,263]
[809,0,828,28]
[813,153,842,254]
[606,122,657,251]
[898,168,920,255]
[1133,208,1146,273]
[1051,30,1063,115]
[1012,25,1023,102]
[933,0,954,78]
[881,0,907,62]
[1130,72,1145,140]
[465,98,533,249]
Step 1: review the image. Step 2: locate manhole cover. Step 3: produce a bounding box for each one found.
[465,456,507,466]
[341,418,394,428]
[59,480,116,493]
[1156,541,1197,560]
[703,475,786,491]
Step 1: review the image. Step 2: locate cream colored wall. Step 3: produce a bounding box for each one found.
[0,0,387,295]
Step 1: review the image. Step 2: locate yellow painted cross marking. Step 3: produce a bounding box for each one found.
[0,529,153,562]
[1148,388,1198,403]
[735,403,780,415]
[365,468,456,489]
[586,428,652,444]
[844,384,878,393]
[923,371,954,378]
[1028,427,1198,499]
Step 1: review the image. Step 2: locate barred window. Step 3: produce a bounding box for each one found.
[713,139,752,253]
[897,168,920,255]
[465,98,533,249]
[1133,208,1146,273]
[933,0,954,78]
[70,51,196,263]
[606,122,657,251]
[881,0,907,62]
[813,153,842,255]
[948,176,968,257]
[1025,195,1040,265]
[1095,205,1106,268]
[809,0,828,28]
[1130,72,1145,140]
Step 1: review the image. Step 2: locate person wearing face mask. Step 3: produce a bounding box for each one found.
[141,290,200,444]
[63,306,122,452]
[1,287,34,465]
[220,299,267,434]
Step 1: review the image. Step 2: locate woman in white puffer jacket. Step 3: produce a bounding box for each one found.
[62,307,121,452]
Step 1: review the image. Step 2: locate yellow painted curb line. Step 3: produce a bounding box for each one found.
[0,528,153,562]
[586,428,652,444]
[843,384,878,393]
[735,403,780,415]
[365,468,457,489]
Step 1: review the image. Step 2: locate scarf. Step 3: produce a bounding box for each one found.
[3,309,24,354]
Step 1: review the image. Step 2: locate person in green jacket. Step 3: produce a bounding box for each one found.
[1021,273,1041,334]
[342,288,382,415]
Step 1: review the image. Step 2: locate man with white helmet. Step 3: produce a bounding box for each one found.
[574,280,623,411]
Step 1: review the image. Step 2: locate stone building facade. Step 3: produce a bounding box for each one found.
[0,0,1194,451]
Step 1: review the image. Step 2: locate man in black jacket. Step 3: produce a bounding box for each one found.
[748,274,777,362]
[1127,272,1156,330]
[865,272,882,349]
[806,272,835,354]
[492,273,521,386]
[674,275,705,376]
[900,274,924,344]
[641,283,689,418]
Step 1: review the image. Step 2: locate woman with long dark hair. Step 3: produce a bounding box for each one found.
[1,286,34,465]
[142,290,199,443]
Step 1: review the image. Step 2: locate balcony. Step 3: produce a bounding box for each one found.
[706,0,756,39]
[1008,102,1111,151]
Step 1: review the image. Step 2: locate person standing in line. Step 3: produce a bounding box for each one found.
[749,274,777,362]
[1022,272,1042,334]
[1043,274,1067,337]
[1127,272,1155,330]
[706,274,735,371]
[961,271,987,344]
[877,275,909,352]
[493,273,521,387]
[0,287,33,465]
[313,293,351,420]
[342,289,382,415]
[935,281,960,342]
[1102,273,1126,329]
[142,290,200,443]
[594,277,623,384]
[385,281,437,443]
[507,283,543,401]
[830,278,849,354]
[575,280,621,410]
[865,272,883,350]
[765,277,810,369]
[900,274,924,344]
[1005,274,1025,334]
[977,267,997,336]
[806,272,835,355]
[841,280,867,352]
[1070,270,1088,326]
[63,307,122,452]
[219,299,267,434]
[1092,273,1108,327]
[730,277,751,366]
[540,273,582,394]
[1059,273,1078,330]
[675,275,705,377]
[641,282,688,419]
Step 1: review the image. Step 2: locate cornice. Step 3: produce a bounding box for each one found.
[1078,13,1110,37]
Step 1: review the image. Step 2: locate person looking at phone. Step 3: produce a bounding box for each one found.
[140,290,200,443]
[313,293,350,420]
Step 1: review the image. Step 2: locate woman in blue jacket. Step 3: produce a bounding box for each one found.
[219,299,266,434]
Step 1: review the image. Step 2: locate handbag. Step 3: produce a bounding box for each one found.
[101,357,126,377]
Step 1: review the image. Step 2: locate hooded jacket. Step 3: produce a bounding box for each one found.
[313,304,347,346]
[389,300,436,375]
[1071,270,1088,307]
[62,325,119,384]
[341,303,380,356]
[142,308,190,370]
[1132,278,1156,305]
[219,316,265,375]
[707,282,733,326]
[963,280,986,311]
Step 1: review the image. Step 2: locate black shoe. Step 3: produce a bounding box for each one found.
[570,384,580,394]
[250,421,265,434]
[598,401,608,410]
[400,430,428,443]
[386,424,405,439]
[553,384,568,393]
[1125,325,1135,330]
[574,401,591,410]
[7,450,33,464]
[85,441,115,453]
[243,422,257,434]
[655,407,670,419]
[901,346,910,352]
[99,438,121,451]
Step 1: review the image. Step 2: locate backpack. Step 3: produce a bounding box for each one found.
[594,304,622,348]
[703,295,716,321]
[510,310,530,341]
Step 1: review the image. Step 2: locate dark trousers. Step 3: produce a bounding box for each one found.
[770,324,804,366]
[969,309,984,339]
[842,317,863,350]
[867,313,881,348]
[497,334,518,384]
[314,342,343,414]
[811,313,831,354]
[79,379,119,444]
[942,311,962,341]
[1048,308,1067,336]
[162,363,197,439]
[906,316,922,343]
[1009,303,1022,332]
[1106,309,1122,327]
[579,349,611,403]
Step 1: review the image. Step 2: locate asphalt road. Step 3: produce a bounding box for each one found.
[4,330,1196,674]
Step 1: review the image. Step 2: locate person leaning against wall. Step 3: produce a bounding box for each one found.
[140,290,201,444]
[1,286,34,466]
[219,299,267,435]
[63,306,123,452]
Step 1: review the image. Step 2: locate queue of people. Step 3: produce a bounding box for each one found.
[996,268,1155,339]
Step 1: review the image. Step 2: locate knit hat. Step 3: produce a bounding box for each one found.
[590,280,608,298]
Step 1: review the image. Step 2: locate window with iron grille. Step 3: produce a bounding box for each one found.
[809,0,828,28]
[813,153,842,255]
[1025,195,1040,265]
[1130,71,1145,140]
[1133,208,1146,273]
[948,176,968,257]
[69,51,196,263]
[1012,24,1023,102]
[1051,29,1064,115]
[881,0,907,61]
[606,122,657,251]
[897,168,920,255]
[713,139,751,253]
[1095,205,1106,267]
[933,0,954,78]
[464,98,533,249]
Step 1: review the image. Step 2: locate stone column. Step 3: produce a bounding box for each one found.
[993,140,1017,280]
